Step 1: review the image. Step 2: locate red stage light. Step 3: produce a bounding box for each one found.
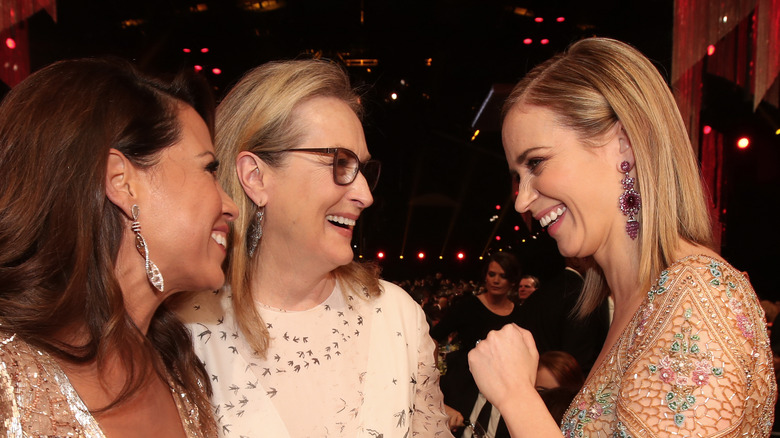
[556,17,565,22]
[417,252,425,260]
[183,48,191,53]
[495,204,501,210]
[534,17,543,23]
[193,65,203,72]
[212,67,222,75]
[377,251,385,259]
[495,235,501,241]
[707,45,715,56]
[201,47,209,53]
[540,39,550,45]
[523,38,533,45]
[703,125,712,135]
[5,38,16,49]
[737,137,750,149]
[457,252,465,260]
[514,225,520,231]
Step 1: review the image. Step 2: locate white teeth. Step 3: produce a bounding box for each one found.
[211,232,227,248]
[539,206,567,228]
[326,215,356,227]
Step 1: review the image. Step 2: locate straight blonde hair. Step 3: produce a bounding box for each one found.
[503,38,713,316]
[216,59,381,357]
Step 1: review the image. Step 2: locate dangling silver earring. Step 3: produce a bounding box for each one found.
[248,207,264,257]
[131,204,164,292]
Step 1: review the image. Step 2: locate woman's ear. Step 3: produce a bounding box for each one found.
[105,148,138,218]
[614,121,635,167]
[236,151,270,207]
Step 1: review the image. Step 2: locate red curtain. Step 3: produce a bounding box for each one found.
[0,0,56,88]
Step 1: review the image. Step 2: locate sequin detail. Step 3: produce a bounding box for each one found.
[0,333,214,437]
[560,256,776,437]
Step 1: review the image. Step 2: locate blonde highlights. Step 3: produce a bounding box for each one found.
[216,59,380,357]
[504,38,713,316]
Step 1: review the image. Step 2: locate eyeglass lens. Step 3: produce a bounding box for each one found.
[335,148,380,190]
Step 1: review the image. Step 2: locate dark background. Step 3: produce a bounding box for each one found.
[8,0,779,297]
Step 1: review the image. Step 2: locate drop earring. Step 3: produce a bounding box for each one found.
[131,204,164,292]
[618,161,641,240]
[248,207,264,257]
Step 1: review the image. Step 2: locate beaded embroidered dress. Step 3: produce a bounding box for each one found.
[561,256,777,437]
[0,333,215,437]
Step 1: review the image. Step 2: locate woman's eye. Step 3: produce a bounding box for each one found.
[206,160,220,177]
[526,157,544,171]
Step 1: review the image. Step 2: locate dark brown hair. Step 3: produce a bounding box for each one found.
[483,252,522,288]
[0,57,215,431]
[538,350,585,390]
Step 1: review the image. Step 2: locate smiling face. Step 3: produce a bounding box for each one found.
[484,261,512,297]
[259,96,374,273]
[502,104,628,260]
[135,106,238,294]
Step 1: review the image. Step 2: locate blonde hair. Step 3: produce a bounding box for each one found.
[503,38,713,317]
[216,59,381,357]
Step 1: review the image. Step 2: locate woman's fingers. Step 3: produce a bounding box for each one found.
[468,324,540,409]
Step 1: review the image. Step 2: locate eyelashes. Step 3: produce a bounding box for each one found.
[525,157,544,173]
[206,159,220,176]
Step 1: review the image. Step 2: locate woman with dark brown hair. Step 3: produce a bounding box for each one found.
[0,58,237,436]
[534,351,584,392]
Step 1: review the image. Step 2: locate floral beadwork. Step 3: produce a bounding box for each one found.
[560,255,775,437]
[613,422,633,438]
[562,385,614,437]
[709,261,757,340]
[648,307,724,426]
[633,269,669,342]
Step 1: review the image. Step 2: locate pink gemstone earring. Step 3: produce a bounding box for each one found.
[618,161,641,240]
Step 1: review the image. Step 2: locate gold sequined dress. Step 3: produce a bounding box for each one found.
[562,255,777,437]
[0,332,215,437]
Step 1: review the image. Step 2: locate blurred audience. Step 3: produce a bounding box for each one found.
[429,252,523,435]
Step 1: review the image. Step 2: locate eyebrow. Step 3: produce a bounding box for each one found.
[197,151,217,160]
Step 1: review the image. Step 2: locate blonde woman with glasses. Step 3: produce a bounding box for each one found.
[177,59,452,437]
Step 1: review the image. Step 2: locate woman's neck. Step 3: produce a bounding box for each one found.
[593,236,643,311]
[251,250,336,311]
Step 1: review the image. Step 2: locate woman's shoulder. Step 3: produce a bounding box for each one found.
[0,333,50,373]
[375,279,420,307]
[657,255,751,295]
[0,332,38,365]
[643,253,768,356]
[0,334,98,436]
